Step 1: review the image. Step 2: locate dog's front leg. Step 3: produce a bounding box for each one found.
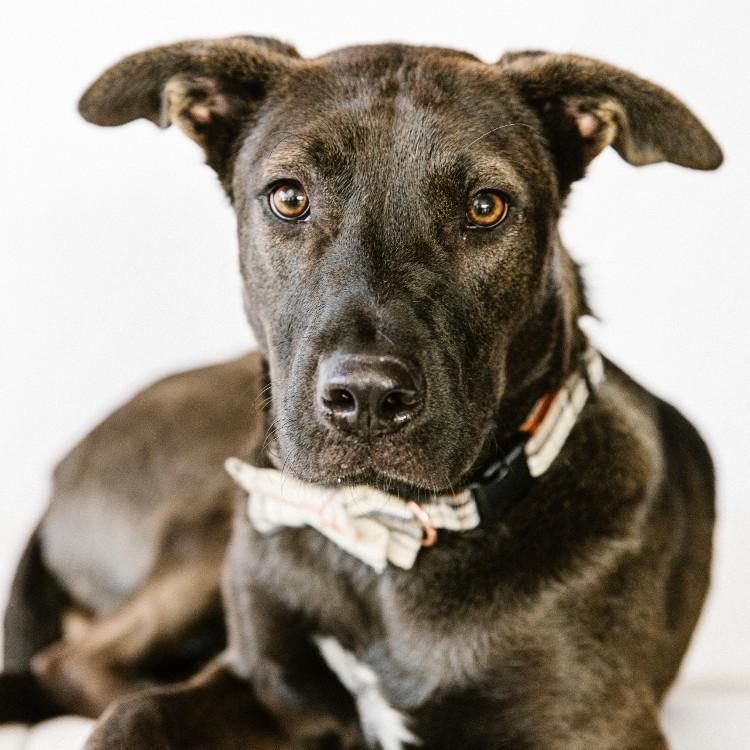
[226,582,366,748]
[554,711,669,750]
[405,684,669,750]
[84,660,296,750]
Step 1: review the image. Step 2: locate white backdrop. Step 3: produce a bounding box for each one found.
[1,0,748,697]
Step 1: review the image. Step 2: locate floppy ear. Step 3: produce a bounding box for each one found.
[78,35,299,185]
[499,51,723,187]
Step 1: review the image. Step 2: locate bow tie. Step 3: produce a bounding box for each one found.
[226,347,604,573]
[225,459,479,572]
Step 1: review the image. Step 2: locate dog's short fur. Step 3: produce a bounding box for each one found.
[1,37,721,748]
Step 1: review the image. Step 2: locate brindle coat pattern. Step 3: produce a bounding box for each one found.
[1,37,721,748]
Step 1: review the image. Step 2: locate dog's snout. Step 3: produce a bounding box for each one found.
[316,353,423,436]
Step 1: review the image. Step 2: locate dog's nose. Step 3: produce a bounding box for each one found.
[316,353,423,436]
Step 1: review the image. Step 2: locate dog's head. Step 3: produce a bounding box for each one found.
[80,37,721,493]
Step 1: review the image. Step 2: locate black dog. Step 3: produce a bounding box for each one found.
[2,37,721,749]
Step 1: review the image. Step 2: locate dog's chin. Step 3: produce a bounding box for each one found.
[266,447,430,494]
[268,430,489,497]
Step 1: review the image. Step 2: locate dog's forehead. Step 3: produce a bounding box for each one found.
[254,48,540,192]
[310,43,484,100]
[315,42,482,65]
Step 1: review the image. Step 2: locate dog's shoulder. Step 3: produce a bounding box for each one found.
[592,358,713,491]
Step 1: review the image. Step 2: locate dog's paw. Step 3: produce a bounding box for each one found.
[84,695,171,750]
[31,641,148,718]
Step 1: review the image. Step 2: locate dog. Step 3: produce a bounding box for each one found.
[1,36,721,749]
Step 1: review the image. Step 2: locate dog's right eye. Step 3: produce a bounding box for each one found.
[269,182,310,221]
[465,191,509,229]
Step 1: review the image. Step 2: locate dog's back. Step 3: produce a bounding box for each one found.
[3,353,267,716]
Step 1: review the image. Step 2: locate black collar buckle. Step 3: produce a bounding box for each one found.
[474,433,529,486]
[469,432,533,524]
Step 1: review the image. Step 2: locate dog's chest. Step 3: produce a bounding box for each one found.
[314,635,420,750]
[247,523,498,704]
[244,528,427,746]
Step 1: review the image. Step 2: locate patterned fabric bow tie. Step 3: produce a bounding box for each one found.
[224,458,478,572]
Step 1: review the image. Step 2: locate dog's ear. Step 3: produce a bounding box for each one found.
[79,36,299,184]
[499,51,722,187]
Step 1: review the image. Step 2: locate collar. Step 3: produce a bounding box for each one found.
[469,345,604,526]
[225,346,604,573]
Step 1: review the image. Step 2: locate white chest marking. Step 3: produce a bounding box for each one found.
[314,636,420,750]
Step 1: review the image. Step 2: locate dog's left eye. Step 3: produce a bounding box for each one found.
[465,191,509,229]
[269,182,310,221]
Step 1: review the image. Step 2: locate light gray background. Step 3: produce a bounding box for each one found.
[1,0,748,721]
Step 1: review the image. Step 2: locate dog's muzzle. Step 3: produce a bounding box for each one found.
[226,346,604,572]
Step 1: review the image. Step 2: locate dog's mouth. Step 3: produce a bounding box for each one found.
[264,437,432,495]
[268,455,454,499]
[264,412,495,498]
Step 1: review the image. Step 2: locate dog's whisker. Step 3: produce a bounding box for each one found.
[465,120,536,149]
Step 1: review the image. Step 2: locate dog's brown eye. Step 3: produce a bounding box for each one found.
[466,191,509,229]
[269,182,310,221]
